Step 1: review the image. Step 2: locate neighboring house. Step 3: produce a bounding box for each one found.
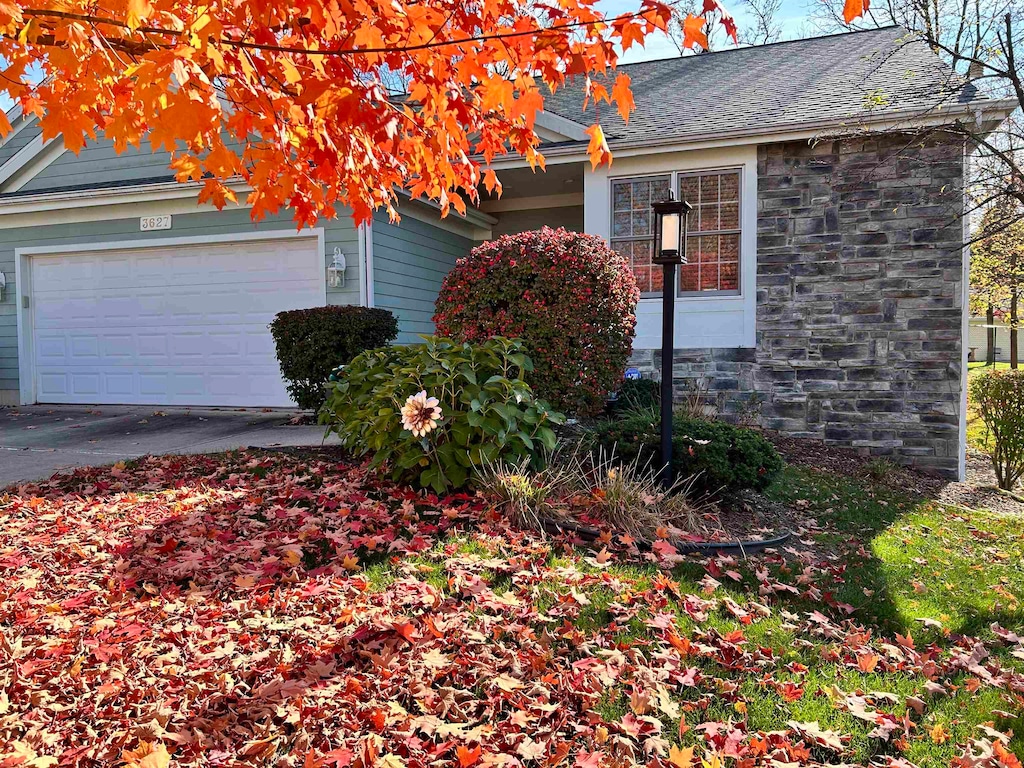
[968,315,1016,363]
[0,26,1013,479]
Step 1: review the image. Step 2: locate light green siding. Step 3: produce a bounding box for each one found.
[19,137,176,192]
[0,207,359,400]
[0,117,39,169]
[372,212,472,344]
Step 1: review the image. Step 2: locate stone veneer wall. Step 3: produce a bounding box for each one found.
[630,133,966,478]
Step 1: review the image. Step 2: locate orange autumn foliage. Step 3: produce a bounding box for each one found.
[0,0,744,225]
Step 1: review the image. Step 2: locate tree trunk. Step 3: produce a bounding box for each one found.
[987,303,997,366]
[1012,292,1019,370]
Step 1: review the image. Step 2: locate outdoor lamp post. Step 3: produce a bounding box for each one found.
[651,193,692,488]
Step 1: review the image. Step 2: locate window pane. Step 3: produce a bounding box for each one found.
[613,183,632,211]
[720,262,739,290]
[700,264,720,291]
[697,204,719,233]
[652,177,672,202]
[720,172,740,202]
[679,176,699,205]
[633,209,651,236]
[720,201,739,230]
[700,174,719,202]
[680,263,699,293]
[613,211,631,237]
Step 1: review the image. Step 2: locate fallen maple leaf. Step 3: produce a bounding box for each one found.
[669,745,694,768]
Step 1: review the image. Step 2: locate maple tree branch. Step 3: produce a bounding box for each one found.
[16,5,670,57]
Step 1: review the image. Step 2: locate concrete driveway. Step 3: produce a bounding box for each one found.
[0,404,337,487]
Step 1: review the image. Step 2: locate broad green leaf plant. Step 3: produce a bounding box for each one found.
[320,336,564,492]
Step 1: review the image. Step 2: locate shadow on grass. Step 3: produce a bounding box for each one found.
[764,465,1024,638]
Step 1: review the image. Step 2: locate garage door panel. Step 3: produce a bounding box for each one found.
[31,236,323,407]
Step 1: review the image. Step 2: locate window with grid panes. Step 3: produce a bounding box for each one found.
[677,170,741,295]
[610,175,672,295]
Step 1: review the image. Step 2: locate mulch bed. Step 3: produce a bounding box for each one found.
[763,430,1024,516]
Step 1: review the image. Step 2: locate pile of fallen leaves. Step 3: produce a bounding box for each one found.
[0,450,1021,768]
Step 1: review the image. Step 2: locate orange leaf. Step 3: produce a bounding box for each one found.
[856,652,879,673]
[584,124,612,170]
[611,73,635,123]
[681,15,708,51]
[843,0,869,23]
[456,745,481,768]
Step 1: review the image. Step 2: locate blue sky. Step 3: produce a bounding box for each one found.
[600,0,815,63]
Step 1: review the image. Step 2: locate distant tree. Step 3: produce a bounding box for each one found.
[973,200,1024,368]
[809,0,1022,220]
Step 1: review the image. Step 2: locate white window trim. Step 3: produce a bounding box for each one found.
[584,144,757,350]
[15,228,326,406]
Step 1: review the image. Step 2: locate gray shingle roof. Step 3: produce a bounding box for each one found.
[541,26,994,145]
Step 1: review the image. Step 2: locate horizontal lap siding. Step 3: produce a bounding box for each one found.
[0,207,359,398]
[372,213,472,343]
[19,140,177,192]
[0,120,40,168]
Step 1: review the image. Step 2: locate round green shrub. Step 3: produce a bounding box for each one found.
[319,336,564,492]
[969,369,1024,490]
[433,227,640,416]
[270,306,398,410]
[590,411,783,495]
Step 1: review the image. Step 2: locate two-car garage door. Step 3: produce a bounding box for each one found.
[28,235,324,407]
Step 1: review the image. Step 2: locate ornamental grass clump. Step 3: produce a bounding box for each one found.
[970,369,1024,490]
[320,336,564,492]
[433,227,640,416]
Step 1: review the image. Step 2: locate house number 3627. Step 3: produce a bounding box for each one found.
[140,214,172,231]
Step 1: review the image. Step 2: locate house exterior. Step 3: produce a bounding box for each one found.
[0,26,1013,479]
[968,315,1016,363]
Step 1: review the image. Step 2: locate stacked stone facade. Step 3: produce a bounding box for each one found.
[630,133,966,477]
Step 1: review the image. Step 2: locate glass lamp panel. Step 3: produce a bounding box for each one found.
[659,212,680,253]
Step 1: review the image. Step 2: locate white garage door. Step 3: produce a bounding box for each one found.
[30,235,324,407]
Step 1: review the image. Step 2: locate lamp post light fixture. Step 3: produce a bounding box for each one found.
[651,193,692,488]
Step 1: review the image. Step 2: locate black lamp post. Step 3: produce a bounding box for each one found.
[651,193,692,488]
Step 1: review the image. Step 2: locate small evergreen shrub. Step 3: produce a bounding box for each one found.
[970,369,1024,490]
[590,410,783,495]
[610,378,660,414]
[270,306,398,410]
[320,336,564,492]
[433,227,640,416]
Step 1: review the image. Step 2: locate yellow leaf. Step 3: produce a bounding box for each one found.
[125,0,153,31]
[122,742,171,768]
[669,745,694,768]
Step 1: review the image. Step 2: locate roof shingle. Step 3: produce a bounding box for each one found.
[541,26,994,145]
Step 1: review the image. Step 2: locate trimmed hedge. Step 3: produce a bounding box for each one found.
[591,411,783,495]
[270,306,398,410]
[433,227,640,416]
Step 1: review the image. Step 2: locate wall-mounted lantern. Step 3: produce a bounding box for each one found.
[0,272,6,302]
[327,247,347,288]
[651,193,692,488]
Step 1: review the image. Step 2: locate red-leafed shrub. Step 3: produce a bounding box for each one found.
[433,227,640,415]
